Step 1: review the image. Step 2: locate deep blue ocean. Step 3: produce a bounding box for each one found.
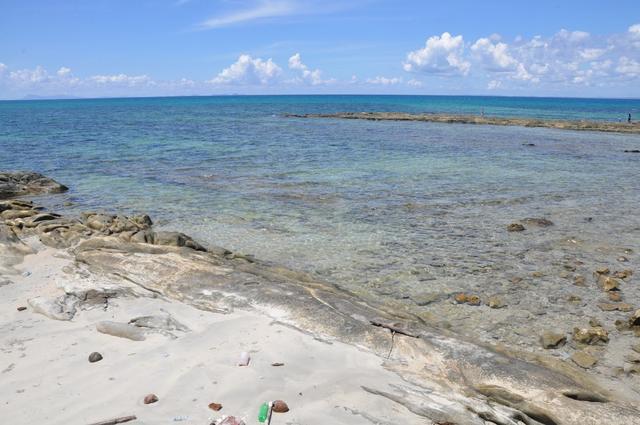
[1,95,639,308]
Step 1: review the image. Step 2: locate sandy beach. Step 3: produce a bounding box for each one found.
[1,239,417,425]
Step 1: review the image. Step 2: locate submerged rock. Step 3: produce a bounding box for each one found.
[541,331,567,349]
[573,327,609,345]
[572,351,598,369]
[521,217,554,227]
[506,223,525,232]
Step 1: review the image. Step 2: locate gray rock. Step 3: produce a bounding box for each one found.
[540,331,566,349]
[129,314,189,333]
[88,352,103,363]
[96,321,146,341]
[0,172,68,200]
[28,295,78,321]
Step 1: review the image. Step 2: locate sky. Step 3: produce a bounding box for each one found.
[1,0,639,99]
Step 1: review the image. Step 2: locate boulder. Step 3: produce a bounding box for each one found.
[28,295,77,321]
[0,172,68,199]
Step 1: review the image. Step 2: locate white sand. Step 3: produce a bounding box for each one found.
[0,241,422,425]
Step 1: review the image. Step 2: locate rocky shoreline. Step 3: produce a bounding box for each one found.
[2,172,640,424]
[285,112,640,134]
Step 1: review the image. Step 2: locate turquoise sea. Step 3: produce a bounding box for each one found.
[1,95,640,314]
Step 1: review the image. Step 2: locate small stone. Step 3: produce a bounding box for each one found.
[598,275,620,292]
[454,293,468,304]
[521,217,554,227]
[272,400,289,413]
[487,296,505,309]
[507,223,525,232]
[466,295,481,306]
[88,352,103,363]
[608,292,622,302]
[589,318,602,327]
[594,267,610,276]
[617,256,629,263]
[614,269,633,280]
[559,271,571,279]
[16,306,27,311]
[531,271,544,278]
[573,327,609,345]
[144,394,159,404]
[571,351,597,369]
[208,402,223,411]
[573,275,586,286]
[510,277,523,284]
[238,351,250,366]
[541,331,567,349]
[271,362,285,367]
[567,295,582,303]
[598,303,633,312]
[629,310,640,327]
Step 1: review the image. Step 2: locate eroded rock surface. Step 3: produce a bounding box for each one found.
[0,172,68,199]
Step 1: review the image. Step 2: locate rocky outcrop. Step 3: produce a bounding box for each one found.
[0,172,68,199]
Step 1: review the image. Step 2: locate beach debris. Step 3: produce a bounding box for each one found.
[143,394,159,404]
[238,351,250,366]
[369,318,419,338]
[87,415,137,425]
[506,223,525,232]
[540,331,566,349]
[208,402,223,411]
[88,352,103,363]
[571,351,598,369]
[16,306,26,311]
[272,400,289,413]
[573,327,609,345]
[96,321,146,341]
[216,416,245,425]
[258,402,271,423]
[271,362,284,367]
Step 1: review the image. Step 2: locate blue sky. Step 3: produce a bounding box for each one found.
[1,0,639,99]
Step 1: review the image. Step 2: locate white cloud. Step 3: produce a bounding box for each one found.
[471,38,519,71]
[487,80,502,90]
[630,23,640,37]
[616,57,640,77]
[403,32,470,75]
[0,63,6,75]
[287,53,333,85]
[199,0,298,29]
[366,76,402,85]
[9,66,50,84]
[56,67,72,77]
[210,54,282,85]
[89,74,153,86]
[407,79,423,87]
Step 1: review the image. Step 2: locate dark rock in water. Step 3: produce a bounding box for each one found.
[143,394,158,404]
[272,400,289,413]
[624,149,640,153]
[521,217,554,227]
[541,331,566,349]
[522,143,536,146]
[598,275,620,292]
[88,352,103,363]
[152,231,206,251]
[629,310,640,327]
[16,306,27,311]
[0,172,68,200]
[506,223,525,232]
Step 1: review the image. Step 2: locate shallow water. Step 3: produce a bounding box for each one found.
[1,95,640,313]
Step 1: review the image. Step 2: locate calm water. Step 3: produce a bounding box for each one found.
[1,95,640,307]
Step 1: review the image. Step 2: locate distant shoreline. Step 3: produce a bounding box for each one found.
[286,112,640,134]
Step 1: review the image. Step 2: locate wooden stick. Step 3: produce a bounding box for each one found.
[87,415,137,425]
[370,319,419,338]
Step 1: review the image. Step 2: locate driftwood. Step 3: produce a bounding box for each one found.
[87,415,137,425]
[369,318,419,338]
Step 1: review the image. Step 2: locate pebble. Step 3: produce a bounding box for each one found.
[507,223,525,232]
[238,351,250,366]
[271,362,285,367]
[16,306,27,311]
[208,402,223,411]
[144,394,159,404]
[88,352,103,363]
[272,400,289,413]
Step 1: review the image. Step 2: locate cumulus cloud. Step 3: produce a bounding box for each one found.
[471,38,519,71]
[366,76,402,85]
[616,57,640,78]
[403,32,470,75]
[287,53,334,85]
[210,54,282,85]
[407,79,423,87]
[89,73,153,86]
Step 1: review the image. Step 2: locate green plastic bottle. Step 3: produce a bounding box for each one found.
[258,402,269,423]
